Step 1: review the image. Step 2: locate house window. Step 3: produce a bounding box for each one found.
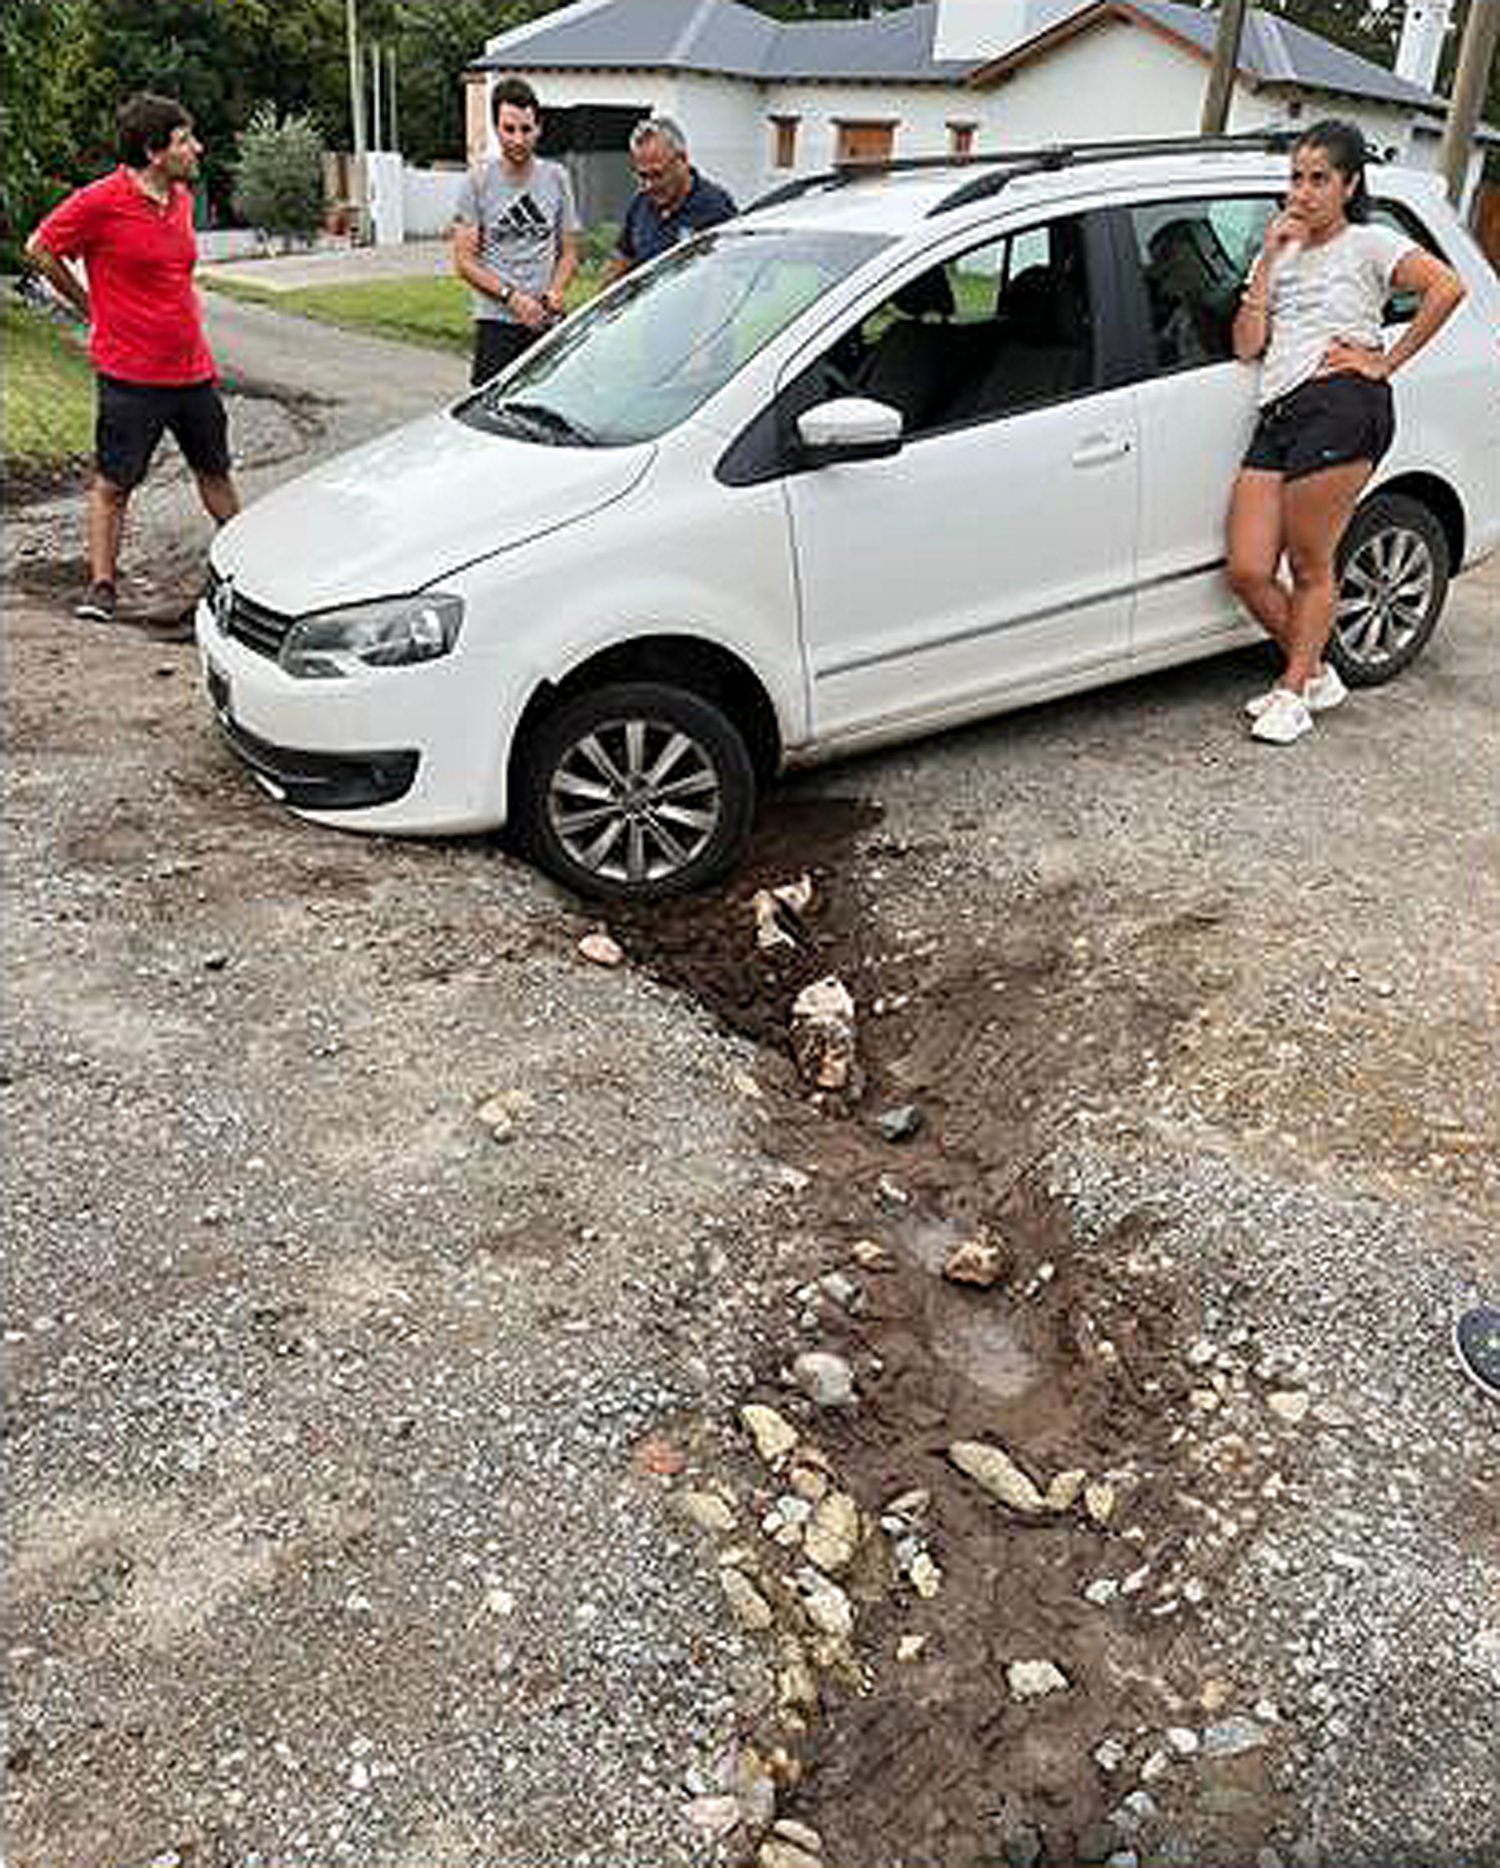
[770,115,800,169]
[948,122,977,160]
[835,120,896,165]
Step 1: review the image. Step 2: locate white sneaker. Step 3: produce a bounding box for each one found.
[1244,666,1347,719]
[1249,687,1314,744]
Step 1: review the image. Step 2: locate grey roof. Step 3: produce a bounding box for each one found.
[472,0,974,83]
[1131,2,1442,110]
[474,0,1444,113]
[973,2,1444,110]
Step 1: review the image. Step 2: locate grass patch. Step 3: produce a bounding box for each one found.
[2,302,94,466]
[201,264,607,352]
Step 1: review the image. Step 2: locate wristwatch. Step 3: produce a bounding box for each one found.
[498,282,513,306]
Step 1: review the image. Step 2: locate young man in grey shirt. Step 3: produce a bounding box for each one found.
[452,76,580,385]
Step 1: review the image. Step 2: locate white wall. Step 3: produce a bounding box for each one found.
[403,165,466,237]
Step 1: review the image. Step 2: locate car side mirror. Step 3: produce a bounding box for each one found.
[796,396,903,465]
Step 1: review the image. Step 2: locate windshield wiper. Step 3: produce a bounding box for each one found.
[493,400,596,446]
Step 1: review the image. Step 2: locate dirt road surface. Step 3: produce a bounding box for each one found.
[4,285,1496,1868]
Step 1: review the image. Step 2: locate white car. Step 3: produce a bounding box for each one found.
[199,135,1500,899]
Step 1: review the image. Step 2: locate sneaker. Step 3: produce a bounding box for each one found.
[1453,1305,1500,1401]
[1249,687,1314,744]
[1245,665,1348,719]
[74,580,117,623]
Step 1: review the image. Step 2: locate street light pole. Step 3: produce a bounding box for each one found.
[1438,0,1500,208]
[1200,0,1251,134]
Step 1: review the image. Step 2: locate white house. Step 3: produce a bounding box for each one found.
[460,0,1484,224]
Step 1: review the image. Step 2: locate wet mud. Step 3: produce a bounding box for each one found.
[607,794,1277,1865]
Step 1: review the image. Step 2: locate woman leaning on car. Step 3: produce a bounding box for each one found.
[1226,119,1465,745]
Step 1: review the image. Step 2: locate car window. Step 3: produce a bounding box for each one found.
[807,214,1097,438]
[1370,198,1439,325]
[455,226,889,447]
[1124,196,1275,374]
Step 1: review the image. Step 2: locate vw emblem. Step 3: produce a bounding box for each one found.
[212,575,235,633]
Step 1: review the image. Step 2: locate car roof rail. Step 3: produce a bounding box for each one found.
[929,129,1311,214]
[743,129,1316,220]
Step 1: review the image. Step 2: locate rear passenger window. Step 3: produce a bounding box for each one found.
[1370,198,1440,325]
[1125,196,1275,373]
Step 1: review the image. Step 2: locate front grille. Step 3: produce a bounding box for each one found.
[206,568,295,659]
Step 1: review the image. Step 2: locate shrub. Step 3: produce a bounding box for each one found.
[232,105,325,247]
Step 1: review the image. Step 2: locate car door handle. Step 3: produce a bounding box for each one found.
[1071,433,1133,467]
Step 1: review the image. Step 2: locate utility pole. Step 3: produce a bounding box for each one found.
[1200,0,1251,134]
[1438,1,1500,208]
[345,0,368,240]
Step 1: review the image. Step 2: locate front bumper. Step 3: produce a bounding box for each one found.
[196,596,519,834]
[205,664,418,810]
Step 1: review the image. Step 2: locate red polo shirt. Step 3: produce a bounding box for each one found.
[34,167,216,385]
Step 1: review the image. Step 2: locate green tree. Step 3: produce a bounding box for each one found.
[232,104,326,244]
[0,0,112,265]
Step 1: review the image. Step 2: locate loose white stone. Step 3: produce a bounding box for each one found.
[741,1404,799,1466]
[772,1818,824,1854]
[1093,1736,1127,1773]
[948,1440,1046,1514]
[1121,1563,1151,1594]
[798,1573,854,1640]
[943,1236,1006,1286]
[1084,1481,1117,1525]
[792,1349,857,1408]
[1267,1390,1311,1425]
[721,1570,775,1631]
[1007,1658,1070,1700]
[896,1633,928,1662]
[577,931,624,967]
[1046,1468,1087,1511]
[1139,1749,1169,1782]
[1084,1577,1120,1606]
[804,1491,860,1572]
[759,1842,822,1868]
[909,1551,942,1598]
[1165,1726,1200,1756]
[680,1491,738,1534]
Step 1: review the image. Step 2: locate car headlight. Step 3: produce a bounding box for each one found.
[278,593,464,679]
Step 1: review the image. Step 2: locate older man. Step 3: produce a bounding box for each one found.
[605,117,736,282]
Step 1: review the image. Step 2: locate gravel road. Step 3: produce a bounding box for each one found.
[3,279,1496,1868]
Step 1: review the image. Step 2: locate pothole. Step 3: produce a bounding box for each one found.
[602,790,1299,1866]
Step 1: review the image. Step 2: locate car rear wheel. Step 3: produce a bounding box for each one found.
[515,681,757,901]
[1328,493,1449,687]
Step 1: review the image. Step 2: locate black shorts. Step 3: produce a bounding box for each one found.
[1243,372,1394,482]
[96,375,232,491]
[471,320,538,386]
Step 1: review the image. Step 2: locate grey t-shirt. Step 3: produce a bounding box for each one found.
[454,157,579,324]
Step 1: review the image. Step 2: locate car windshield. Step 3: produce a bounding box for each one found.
[455,225,889,447]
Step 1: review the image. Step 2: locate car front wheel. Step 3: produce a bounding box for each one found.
[1329,493,1450,687]
[515,681,757,901]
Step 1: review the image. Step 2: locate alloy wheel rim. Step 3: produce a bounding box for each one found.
[548,716,722,886]
[1336,523,1434,669]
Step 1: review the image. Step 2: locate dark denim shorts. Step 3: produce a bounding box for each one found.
[1243,371,1395,482]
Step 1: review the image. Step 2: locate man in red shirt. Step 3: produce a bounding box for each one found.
[26,93,240,624]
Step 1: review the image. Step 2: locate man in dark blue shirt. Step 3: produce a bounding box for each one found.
[606,116,736,280]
